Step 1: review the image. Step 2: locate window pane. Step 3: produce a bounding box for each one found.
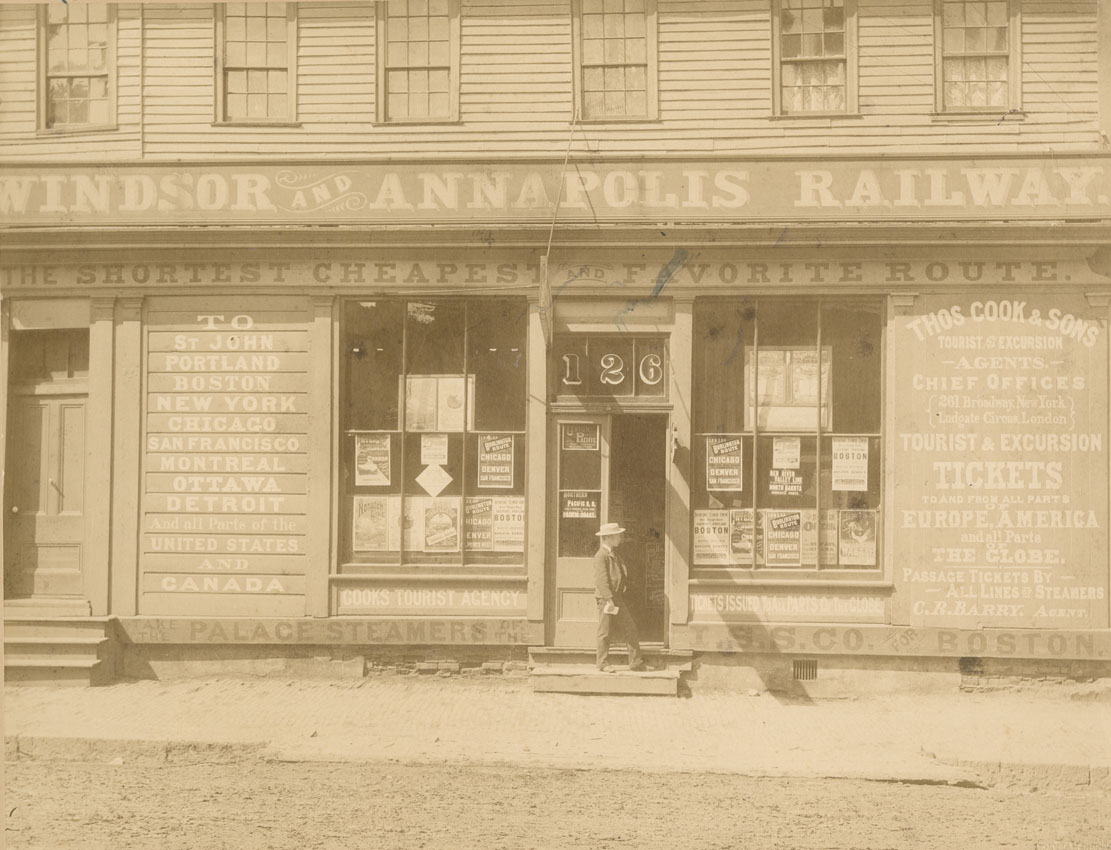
[406,300,464,376]
[468,300,527,431]
[345,301,405,431]
[820,302,881,433]
[694,300,751,434]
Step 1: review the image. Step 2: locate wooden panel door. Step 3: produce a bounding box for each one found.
[4,393,88,599]
[551,417,609,647]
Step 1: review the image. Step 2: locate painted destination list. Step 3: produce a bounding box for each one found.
[141,298,311,614]
[893,294,1109,629]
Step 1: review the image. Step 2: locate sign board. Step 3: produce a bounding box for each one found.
[3,157,1111,226]
[891,294,1109,630]
[141,298,312,615]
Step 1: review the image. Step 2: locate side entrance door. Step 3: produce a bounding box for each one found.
[4,330,90,606]
[549,413,668,648]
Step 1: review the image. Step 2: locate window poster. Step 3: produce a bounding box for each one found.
[789,349,824,405]
[402,497,426,552]
[354,433,391,486]
[729,509,754,562]
[772,436,800,469]
[764,510,802,567]
[745,347,831,430]
[404,376,439,431]
[800,509,818,564]
[492,495,526,552]
[562,423,599,451]
[693,509,730,565]
[839,509,877,566]
[403,375,474,431]
[560,490,599,520]
[768,439,804,497]
[423,497,461,552]
[749,349,789,405]
[352,495,401,552]
[831,437,869,491]
[477,434,514,488]
[820,509,839,565]
[706,436,744,490]
[464,498,494,551]
[437,376,467,432]
[420,433,449,466]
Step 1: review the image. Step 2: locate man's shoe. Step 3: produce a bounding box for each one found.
[628,662,649,672]
[598,664,617,673]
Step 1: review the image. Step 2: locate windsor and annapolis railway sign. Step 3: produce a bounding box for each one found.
[2,157,1111,226]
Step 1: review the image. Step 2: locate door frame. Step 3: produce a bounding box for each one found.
[546,404,674,648]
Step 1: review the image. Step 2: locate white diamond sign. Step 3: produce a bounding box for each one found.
[416,464,453,497]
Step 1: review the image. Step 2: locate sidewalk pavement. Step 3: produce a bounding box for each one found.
[5,676,1110,791]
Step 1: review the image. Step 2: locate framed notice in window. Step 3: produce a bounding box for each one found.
[744,347,831,431]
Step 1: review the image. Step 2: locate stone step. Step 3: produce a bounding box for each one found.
[5,660,107,687]
[529,664,681,696]
[4,618,114,638]
[4,636,107,658]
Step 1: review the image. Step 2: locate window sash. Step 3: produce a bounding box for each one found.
[376,1,460,123]
[934,0,1019,112]
[215,3,297,124]
[572,0,658,121]
[772,0,856,115]
[39,4,117,131]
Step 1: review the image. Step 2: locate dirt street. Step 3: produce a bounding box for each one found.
[6,759,1108,850]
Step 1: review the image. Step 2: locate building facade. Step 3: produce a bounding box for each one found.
[2,0,1110,687]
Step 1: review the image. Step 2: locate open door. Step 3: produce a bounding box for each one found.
[549,414,668,647]
[551,417,608,646]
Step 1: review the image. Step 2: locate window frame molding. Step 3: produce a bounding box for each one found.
[37,3,118,135]
[213,2,299,127]
[770,0,858,118]
[374,0,462,126]
[932,0,1022,116]
[570,0,659,124]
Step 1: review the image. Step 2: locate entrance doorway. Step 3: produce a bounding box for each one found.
[550,413,668,647]
[4,329,91,605]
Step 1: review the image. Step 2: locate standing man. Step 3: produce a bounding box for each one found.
[593,522,647,672]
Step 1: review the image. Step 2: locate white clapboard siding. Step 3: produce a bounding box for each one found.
[0,0,1102,161]
[0,4,141,161]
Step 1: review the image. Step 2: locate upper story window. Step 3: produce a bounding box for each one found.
[773,0,857,115]
[574,0,658,121]
[217,3,297,124]
[378,0,459,123]
[40,4,115,131]
[936,0,1019,112]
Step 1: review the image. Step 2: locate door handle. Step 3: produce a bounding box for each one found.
[10,506,18,514]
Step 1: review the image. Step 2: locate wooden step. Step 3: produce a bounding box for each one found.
[530,664,681,696]
[529,646,692,671]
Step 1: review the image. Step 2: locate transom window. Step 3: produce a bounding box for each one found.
[937,0,1015,111]
[575,0,657,120]
[41,4,114,130]
[218,2,296,123]
[379,0,459,123]
[774,0,856,115]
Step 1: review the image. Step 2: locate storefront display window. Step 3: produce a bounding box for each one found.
[342,299,527,568]
[693,298,882,571]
